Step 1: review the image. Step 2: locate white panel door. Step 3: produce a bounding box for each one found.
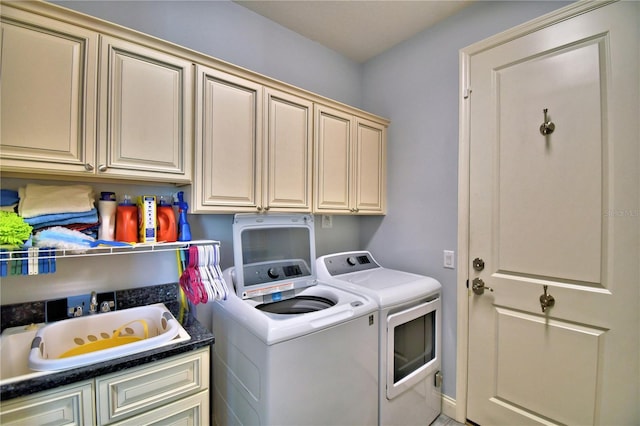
[464,2,639,424]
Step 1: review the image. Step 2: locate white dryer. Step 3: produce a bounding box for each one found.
[212,215,379,426]
[317,251,442,426]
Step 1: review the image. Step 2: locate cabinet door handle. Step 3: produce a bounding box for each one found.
[98,164,108,172]
[84,163,94,171]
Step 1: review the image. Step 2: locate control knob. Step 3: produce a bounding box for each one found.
[267,268,279,279]
[347,256,357,266]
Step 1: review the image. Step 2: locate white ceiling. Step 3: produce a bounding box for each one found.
[234,0,475,63]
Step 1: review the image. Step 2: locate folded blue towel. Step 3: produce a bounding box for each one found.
[25,208,99,229]
[0,189,19,206]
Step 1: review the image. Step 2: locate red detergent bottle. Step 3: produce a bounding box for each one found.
[157,195,177,243]
[115,194,138,243]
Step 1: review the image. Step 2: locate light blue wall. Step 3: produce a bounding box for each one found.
[360,0,572,398]
[6,0,572,403]
[52,0,363,107]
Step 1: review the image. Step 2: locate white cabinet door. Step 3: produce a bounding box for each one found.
[193,65,263,212]
[314,105,353,213]
[96,348,209,425]
[354,117,386,214]
[0,7,98,175]
[110,390,209,426]
[314,105,387,214]
[98,36,193,182]
[0,380,94,425]
[264,88,313,212]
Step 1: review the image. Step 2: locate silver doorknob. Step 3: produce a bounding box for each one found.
[472,278,493,295]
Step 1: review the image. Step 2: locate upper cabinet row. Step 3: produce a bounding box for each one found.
[0,7,191,182]
[0,2,387,214]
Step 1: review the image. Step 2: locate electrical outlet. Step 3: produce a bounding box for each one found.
[443,250,455,269]
[322,215,333,229]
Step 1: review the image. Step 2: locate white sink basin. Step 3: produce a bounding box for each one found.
[0,325,47,384]
[0,303,190,383]
[28,303,190,371]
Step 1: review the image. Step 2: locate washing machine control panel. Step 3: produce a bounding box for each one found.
[243,259,310,286]
[321,252,380,276]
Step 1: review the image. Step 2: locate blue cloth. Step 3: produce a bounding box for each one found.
[25,208,99,229]
[0,189,19,206]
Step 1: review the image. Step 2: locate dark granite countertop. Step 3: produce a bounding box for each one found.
[0,283,214,401]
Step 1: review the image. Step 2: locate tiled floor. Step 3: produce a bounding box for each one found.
[431,413,467,426]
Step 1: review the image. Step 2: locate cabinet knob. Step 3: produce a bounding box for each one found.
[256,206,263,212]
[264,206,270,211]
[98,164,108,172]
[84,163,94,171]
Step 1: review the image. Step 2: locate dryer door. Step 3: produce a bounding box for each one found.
[386,297,441,399]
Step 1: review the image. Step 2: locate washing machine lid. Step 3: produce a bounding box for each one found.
[232,214,317,300]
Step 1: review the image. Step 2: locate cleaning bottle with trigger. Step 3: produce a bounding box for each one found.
[176,191,191,242]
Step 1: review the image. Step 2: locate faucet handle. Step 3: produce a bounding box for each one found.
[100,301,114,313]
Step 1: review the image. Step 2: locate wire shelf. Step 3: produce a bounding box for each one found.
[0,240,220,261]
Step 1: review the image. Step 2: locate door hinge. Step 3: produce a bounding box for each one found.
[463,87,472,99]
[466,279,469,289]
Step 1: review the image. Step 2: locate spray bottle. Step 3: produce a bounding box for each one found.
[176,191,191,242]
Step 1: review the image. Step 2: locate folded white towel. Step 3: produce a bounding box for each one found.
[18,184,95,218]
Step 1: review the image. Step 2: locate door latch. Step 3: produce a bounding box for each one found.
[471,278,493,295]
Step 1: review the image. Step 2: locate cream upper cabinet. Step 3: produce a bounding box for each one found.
[192,66,313,213]
[314,105,386,214]
[0,7,98,174]
[97,36,193,182]
[0,4,192,183]
[193,64,264,212]
[353,116,386,213]
[263,88,313,212]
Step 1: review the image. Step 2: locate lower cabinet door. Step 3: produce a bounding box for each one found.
[110,390,209,426]
[0,380,94,426]
[95,348,209,425]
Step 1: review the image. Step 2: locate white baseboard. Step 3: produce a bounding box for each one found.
[442,394,457,419]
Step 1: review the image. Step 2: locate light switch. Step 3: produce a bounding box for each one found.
[443,250,455,269]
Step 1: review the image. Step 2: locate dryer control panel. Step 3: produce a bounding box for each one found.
[320,251,380,276]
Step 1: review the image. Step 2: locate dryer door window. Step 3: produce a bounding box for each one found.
[386,297,441,399]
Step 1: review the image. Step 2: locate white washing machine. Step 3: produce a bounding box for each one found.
[212,215,379,426]
[317,251,442,426]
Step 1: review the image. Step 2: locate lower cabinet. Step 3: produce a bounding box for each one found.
[0,347,210,425]
[0,380,94,425]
